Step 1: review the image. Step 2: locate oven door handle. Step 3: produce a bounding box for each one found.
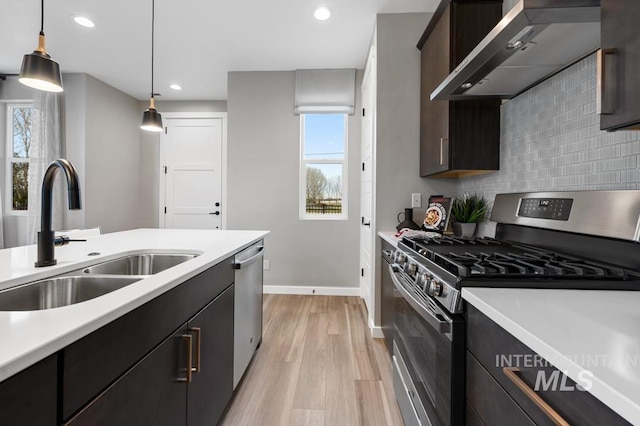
[389,264,452,335]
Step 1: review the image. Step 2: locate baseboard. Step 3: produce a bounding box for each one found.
[263,285,360,296]
[368,316,385,339]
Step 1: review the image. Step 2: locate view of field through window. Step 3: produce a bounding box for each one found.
[302,114,346,216]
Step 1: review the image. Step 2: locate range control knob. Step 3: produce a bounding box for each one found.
[395,253,407,266]
[428,279,443,297]
[420,273,431,291]
[407,262,418,275]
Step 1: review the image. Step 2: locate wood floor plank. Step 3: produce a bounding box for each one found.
[327,296,348,335]
[346,303,381,381]
[293,312,329,410]
[325,333,360,426]
[371,339,405,426]
[289,409,325,426]
[355,380,397,426]
[310,295,329,313]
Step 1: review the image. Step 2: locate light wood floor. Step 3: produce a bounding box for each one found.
[220,294,404,426]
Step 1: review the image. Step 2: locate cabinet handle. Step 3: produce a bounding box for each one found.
[439,137,448,166]
[179,334,193,383]
[597,48,616,115]
[190,327,201,373]
[502,367,569,426]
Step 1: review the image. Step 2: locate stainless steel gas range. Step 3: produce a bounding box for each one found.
[389,191,640,426]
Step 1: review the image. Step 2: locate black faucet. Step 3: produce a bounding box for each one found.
[35,159,82,267]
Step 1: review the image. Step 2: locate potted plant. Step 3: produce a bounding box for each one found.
[450,193,489,238]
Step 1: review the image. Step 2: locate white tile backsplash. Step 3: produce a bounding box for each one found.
[456,54,640,202]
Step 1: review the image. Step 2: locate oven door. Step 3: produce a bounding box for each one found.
[389,264,464,426]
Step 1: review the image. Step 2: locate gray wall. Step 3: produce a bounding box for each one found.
[375,13,456,231]
[83,75,142,233]
[227,71,361,289]
[457,53,640,203]
[138,100,227,228]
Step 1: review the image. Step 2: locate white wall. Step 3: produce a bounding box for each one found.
[227,71,362,290]
[138,100,227,228]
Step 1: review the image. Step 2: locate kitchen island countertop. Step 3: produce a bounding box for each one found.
[463,287,640,425]
[0,228,268,382]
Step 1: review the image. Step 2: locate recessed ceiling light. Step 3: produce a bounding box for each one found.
[314,7,331,21]
[170,84,182,90]
[73,16,95,28]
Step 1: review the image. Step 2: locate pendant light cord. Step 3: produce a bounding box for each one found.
[151,0,155,99]
[40,0,44,36]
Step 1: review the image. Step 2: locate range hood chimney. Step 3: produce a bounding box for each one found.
[431,0,601,100]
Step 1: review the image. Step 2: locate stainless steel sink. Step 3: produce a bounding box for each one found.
[83,253,198,275]
[0,276,141,311]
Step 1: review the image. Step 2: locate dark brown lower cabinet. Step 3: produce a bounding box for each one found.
[187,285,234,425]
[466,304,630,426]
[64,284,234,426]
[0,355,57,426]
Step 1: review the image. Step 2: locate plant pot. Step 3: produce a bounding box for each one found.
[452,222,476,239]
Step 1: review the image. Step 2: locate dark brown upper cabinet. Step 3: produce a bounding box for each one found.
[418,0,502,177]
[600,0,640,131]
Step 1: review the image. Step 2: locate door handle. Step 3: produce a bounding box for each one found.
[439,137,449,166]
[209,211,220,215]
[178,334,193,383]
[503,367,570,426]
[190,327,201,373]
[362,217,371,227]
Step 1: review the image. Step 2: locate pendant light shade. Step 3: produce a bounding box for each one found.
[19,0,63,93]
[141,97,163,132]
[141,0,163,132]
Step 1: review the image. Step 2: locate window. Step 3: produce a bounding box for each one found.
[300,113,347,219]
[5,104,33,214]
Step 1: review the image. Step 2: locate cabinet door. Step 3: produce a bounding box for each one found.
[187,284,234,426]
[380,241,395,354]
[65,327,189,426]
[420,4,451,176]
[0,355,57,426]
[600,0,640,130]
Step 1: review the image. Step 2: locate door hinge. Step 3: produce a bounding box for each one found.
[164,207,167,214]
[362,162,365,172]
[362,108,365,117]
[164,127,168,134]
[361,268,364,277]
[163,166,167,174]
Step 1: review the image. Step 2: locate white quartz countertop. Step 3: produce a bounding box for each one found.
[462,287,640,425]
[378,231,400,247]
[0,228,268,382]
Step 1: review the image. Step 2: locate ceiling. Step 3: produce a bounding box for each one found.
[0,0,439,101]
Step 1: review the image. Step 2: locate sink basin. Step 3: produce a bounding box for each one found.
[83,253,198,275]
[0,276,141,311]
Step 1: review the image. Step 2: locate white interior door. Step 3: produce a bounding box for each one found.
[360,48,376,314]
[160,117,225,229]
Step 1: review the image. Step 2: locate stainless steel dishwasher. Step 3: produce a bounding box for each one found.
[233,240,265,389]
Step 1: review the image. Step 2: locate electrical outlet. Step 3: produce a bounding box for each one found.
[411,193,422,208]
[263,259,270,270]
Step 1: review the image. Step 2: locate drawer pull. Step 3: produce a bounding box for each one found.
[179,334,193,383]
[190,327,202,373]
[503,367,569,426]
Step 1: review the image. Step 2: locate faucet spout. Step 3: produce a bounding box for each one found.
[36,159,82,267]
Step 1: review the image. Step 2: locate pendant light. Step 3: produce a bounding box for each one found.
[19,0,63,92]
[141,0,163,132]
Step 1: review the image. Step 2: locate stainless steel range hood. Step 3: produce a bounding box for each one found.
[431,0,601,101]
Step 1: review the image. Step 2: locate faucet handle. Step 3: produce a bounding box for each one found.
[54,235,87,246]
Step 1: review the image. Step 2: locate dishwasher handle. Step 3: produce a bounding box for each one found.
[234,245,265,270]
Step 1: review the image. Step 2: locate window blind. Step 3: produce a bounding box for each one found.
[294,69,356,115]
